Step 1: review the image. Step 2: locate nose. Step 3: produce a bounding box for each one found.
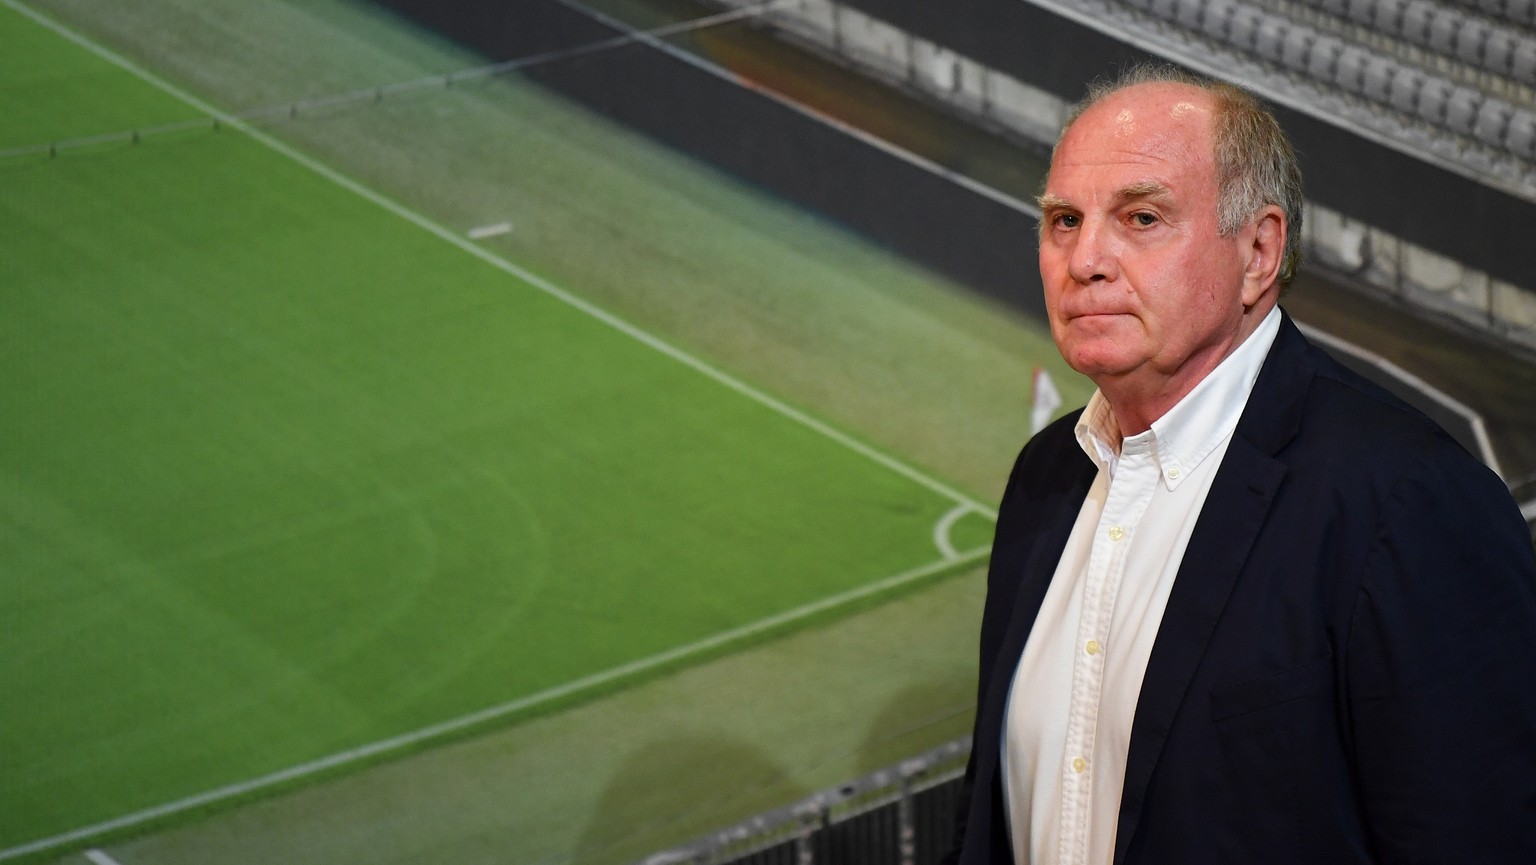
[1067,217,1118,284]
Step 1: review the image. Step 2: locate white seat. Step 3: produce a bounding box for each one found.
[1473,99,1512,148]
[1400,0,1436,45]
[1509,0,1536,28]
[1227,6,1263,51]
[1427,11,1458,56]
[1416,77,1454,125]
[1389,67,1424,114]
[1444,86,1482,136]
[1255,17,1288,63]
[1174,0,1206,30]
[1504,108,1536,161]
[1201,0,1233,40]
[1363,56,1397,103]
[1483,30,1517,77]
[1335,45,1372,94]
[1307,34,1345,80]
[1372,0,1406,32]
[1282,26,1315,72]
[1511,40,1536,83]
[1454,22,1488,66]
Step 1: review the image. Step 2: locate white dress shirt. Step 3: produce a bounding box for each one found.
[1002,308,1281,865]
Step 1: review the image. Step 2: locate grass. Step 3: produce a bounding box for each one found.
[5,0,1091,862]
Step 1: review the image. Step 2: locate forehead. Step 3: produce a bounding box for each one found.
[1046,83,1218,201]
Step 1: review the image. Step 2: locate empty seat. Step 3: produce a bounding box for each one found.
[1400,0,1436,45]
[1335,45,1372,93]
[1473,99,1512,148]
[1372,0,1406,32]
[1282,25,1315,72]
[1512,40,1536,84]
[1174,0,1206,30]
[1444,86,1482,136]
[1504,107,1536,161]
[1308,34,1345,80]
[1227,6,1263,51]
[1202,0,1233,41]
[1320,0,1349,19]
[1510,0,1536,28]
[1389,67,1425,113]
[1255,17,1289,64]
[1151,0,1180,21]
[1346,0,1375,26]
[1483,29,1517,76]
[1427,10,1458,56]
[1363,56,1397,103]
[1455,22,1488,66]
[1416,77,1454,124]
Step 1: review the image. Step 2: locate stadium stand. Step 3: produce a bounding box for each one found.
[1116,0,1536,165]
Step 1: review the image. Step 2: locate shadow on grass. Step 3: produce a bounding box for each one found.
[574,733,807,865]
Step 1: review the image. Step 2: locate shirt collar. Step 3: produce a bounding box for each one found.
[1075,307,1282,489]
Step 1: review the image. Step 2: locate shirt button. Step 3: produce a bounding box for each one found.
[1166,466,1181,480]
[1071,757,1087,774]
[1085,640,1101,656]
[1107,525,1125,542]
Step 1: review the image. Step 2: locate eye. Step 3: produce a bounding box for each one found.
[1052,213,1080,229]
[1130,211,1159,227]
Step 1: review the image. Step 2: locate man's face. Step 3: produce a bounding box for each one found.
[1038,83,1262,407]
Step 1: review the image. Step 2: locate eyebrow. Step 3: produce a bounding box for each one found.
[1116,180,1173,202]
[1037,181,1174,214]
[1036,192,1071,213]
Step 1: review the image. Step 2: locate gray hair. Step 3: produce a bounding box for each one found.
[1056,64,1305,289]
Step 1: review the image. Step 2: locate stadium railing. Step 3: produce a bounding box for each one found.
[633,738,969,865]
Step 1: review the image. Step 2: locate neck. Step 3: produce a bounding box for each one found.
[1097,302,1278,434]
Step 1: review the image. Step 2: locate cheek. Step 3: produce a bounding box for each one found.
[1039,247,1065,285]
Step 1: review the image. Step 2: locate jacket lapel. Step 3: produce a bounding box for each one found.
[1111,313,1313,864]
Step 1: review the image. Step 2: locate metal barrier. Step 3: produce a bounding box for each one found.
[636,739,970,865]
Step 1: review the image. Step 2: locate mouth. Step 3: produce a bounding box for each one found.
[1063,310,1132,323]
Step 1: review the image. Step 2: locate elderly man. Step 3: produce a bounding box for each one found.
[948,66,1536,864]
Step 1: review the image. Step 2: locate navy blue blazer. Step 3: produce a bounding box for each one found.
[950,311,1536,864]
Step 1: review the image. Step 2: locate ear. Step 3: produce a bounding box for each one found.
[1240,205,1286,306]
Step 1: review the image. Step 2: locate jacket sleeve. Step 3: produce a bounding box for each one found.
[1347,449,1536,863]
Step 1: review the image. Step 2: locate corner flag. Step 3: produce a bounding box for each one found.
[1030,366,1061,435]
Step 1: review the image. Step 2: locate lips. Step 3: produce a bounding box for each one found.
[1062,308,1134,322]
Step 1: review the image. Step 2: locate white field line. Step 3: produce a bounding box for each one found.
[932,502,981,561]
[0,546,987,862]
[466,221,513,240]
[83,850,124,865]
[0,0,994,523]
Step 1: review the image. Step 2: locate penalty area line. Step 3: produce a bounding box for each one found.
[933,502,989,561]
[0,549,988,862]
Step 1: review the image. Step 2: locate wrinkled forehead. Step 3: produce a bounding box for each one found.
[1055,82,1217,169]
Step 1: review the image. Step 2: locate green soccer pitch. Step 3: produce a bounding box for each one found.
[1,1,1090,862]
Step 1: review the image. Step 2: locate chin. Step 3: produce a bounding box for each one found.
[1060,343,1142,380]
